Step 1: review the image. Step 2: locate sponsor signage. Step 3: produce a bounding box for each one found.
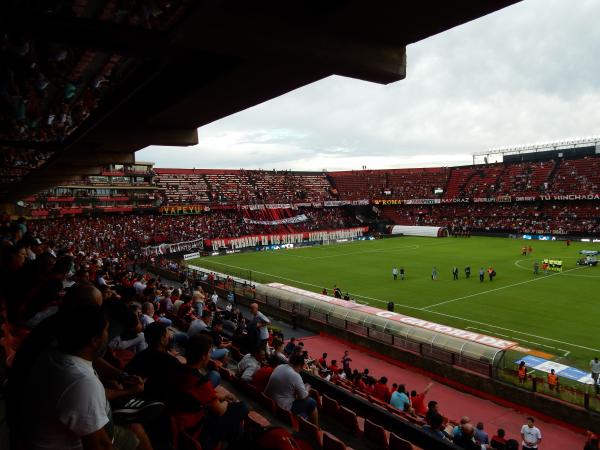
[160,205,209,215]
[183,251,200,260]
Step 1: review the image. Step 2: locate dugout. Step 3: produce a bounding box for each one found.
[389,225,449,237]
[253,282,515,374]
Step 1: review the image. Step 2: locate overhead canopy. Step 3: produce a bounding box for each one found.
[259,282,518,363]
[1,0,520,203]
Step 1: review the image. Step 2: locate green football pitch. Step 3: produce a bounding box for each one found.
[189,236,600,369]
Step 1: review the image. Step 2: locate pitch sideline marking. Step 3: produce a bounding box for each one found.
[193,259,600,352]
[421,267,582,310]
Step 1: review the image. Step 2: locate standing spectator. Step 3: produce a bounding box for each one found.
[210,291,219,306]
[547,369,559,391]
[521,417,542,450]
[250,302,271,352]
[264,353,318,425]
[341,350,352,377]
[591,357,600,394]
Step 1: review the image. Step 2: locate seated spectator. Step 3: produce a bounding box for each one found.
[270,337,288,366]
[453,423,485,450]
[170,334,248,450]
[237,348,266,382]
[411,382,433,416]
[475,422,489,445]
[453,416,471,441]
[252,363,275,393]
[125,322,181,402]
[317,352,328,370]
[283,337,297,356]
[210,319,231,361]
[19,303,144,449]
[328,359,339,374]
[422,413,450,441]
[188,310,211,337]
[390,383,411,411]
[491,428,507,450]
[264,353,319,425]
[140,301,155,329]
[108,308,147,354]
[177,294,195,322]
[425,400,442,425]
[372,376,391,402]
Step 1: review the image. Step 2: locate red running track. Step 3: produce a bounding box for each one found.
[298,334,584,450]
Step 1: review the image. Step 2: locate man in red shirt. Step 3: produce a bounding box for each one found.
[410,381,433,416]
[372,376,391,402]
[317,353,328,371]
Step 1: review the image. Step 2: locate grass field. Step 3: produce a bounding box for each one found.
[190,236,600,370]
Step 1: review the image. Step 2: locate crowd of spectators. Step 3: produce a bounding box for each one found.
[385,201,600,235]
[0,30,130,143]
[24,207,360,258]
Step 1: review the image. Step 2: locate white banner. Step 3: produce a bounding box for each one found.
[242,214,308,226]
[142,238,203,256]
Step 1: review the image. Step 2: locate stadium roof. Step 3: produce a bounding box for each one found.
[0,0,520,202]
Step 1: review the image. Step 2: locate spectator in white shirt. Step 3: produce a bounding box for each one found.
[521,417,542,450]
[20,304,114,449]
[237,348,266,382]
[140,302,155,329]
[250,302,270,352]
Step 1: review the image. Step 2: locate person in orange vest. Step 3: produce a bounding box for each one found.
[518,361,528,384]
[547,369,559,391]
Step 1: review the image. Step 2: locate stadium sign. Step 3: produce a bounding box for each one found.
[539,194,600,201]
[159,205,210,215]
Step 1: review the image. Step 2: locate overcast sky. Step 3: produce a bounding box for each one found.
[137,0,600,171]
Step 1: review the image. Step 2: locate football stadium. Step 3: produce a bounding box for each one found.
[1,1,600,450]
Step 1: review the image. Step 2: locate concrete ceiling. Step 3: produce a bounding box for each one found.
[0,0,520,201]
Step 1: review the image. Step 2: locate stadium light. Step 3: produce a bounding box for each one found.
[473,136,600,158]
